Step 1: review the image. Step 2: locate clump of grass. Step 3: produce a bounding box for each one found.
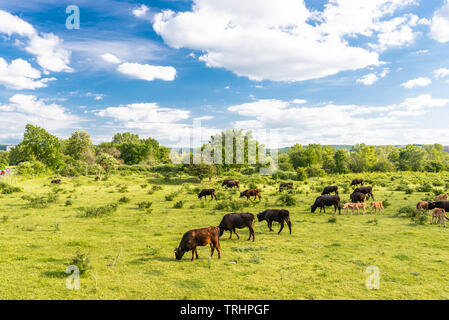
[276,193,297,206]
[78,203,118,218]
[328,217,337,223]
[21,192,59,209]
[165,192,178,201]
[137,201,152,210]
[173,200,184,209]
[0,183,22,194]
[118,196,130,204]
[65,200,73,206]
[116,185,128,193]
[69,251,91,275]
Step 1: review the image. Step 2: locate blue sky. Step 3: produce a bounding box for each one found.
[1,0,449,148]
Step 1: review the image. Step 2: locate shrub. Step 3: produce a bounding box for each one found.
[165,192,177,201]
[411,211,428,225]
[173,200,184,209]
[396,206,420,217]
[0,183,22,194]
[78,203,118,217]
[21,192,59,208]
[69,251,91,275]
[137,201,152,210]
[118,196,130,204]
[65,200,73,206]
[276,193,297,206]
[382,199,391,208]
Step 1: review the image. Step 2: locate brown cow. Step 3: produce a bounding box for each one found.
[416,201,429,212]
[435,194,449,201]
[218,212,255,241]
[240,189,261,201]
[222,179,240,189]
[279,182,294,192]
[174,227,221,261]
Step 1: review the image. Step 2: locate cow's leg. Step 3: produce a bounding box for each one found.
[210,243,214,257]
[278,220,284,234]
[247,225,254,241]
[233,228,240,239]
[286,219,292,234]
[229,230,233,239]
[268,221,273,232]
[195,248,199,259]
[191,249,195,261]
[216,244,221,259]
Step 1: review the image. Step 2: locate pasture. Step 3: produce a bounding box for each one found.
[1,171,449,300]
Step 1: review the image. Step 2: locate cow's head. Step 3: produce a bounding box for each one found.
[428,202,437,210]
[311,204,317,213]
[174,247,185,260]
[257,211,265,222]
[240,192,244,198]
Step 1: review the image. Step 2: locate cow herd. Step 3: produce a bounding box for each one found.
[416,194,449,227]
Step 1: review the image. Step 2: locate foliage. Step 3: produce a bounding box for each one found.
[78,203,118,217]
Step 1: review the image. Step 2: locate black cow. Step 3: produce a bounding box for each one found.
[279,182,294,192]
[198,189,217,200]
[257,209,292,234]
[51,179,61,184]
[322,186,338,195]
[218,212,255,241]
[428,201,449,212]
[311,195,341,215]
[350,179,364,186]
[350,192,365,203]
[222,179,240,189]
[354,186,374,201]
[240,189,261,201]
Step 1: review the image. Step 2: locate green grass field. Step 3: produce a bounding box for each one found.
[1,172,449,300]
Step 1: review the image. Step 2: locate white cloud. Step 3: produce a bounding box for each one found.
[100,53,122,64]
[133,4,150,17]
[292,99,307,104]
[400,77,432,88]
[226,95,449,146]
[0,10,72,73]
[0,57,56,90]
[434,68,449,79]
[0,94,81,141]
[430,1,449,43]
[357,73,379,86]
[117,62,176,81]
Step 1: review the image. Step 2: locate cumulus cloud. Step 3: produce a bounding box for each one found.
[0,57,56,90]
[430,1,449,43]
[357,68,390,85]
[0,94,81,141]
[0,10,72,73]
[434,68,449,79]
[133,4,149,17]
[152,0,422,82]
[100,53,122,64]
[400,77,432,88]
[117,62,176,81]
[226,95,449,146]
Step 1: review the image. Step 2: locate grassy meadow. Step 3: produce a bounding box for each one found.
[1,171,449,300]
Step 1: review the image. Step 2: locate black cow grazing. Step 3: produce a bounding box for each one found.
[428,201,449,212]
[350,192,365,203]
[175,227,221,261]
[257,209,292,234]
[279,182,294,192]
[198,189,217,200]
[222,179,240,189]
[354,186,374,201]
[322,186,338,195]
[218,212,255,241]
[350,179,364,186]
[240,189,262,201]
[311,195,341,215]
[51,179,61,184]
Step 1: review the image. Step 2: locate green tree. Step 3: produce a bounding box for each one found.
[96,153,118,178]
[187,163,217,181]
[398,145,426,171]
[65,131,92,160]
[333,149,349,174]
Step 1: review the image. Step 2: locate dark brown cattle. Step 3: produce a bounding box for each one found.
[279,182,294,192]
[174,226,221,261]
[240,189,261,201]
[311,195,341,214]
[222,179,240,188]
[51,179,61,184]
[350,179,364,186]
[218,212,255,241]
[257,209,292,234]
[322,186,338,195]
[198,189,217,200]
[350,191,365,203]
[354,186,374,201]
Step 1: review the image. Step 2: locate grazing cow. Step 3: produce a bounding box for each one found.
[370,201,384,214]
[428,201,449,212]
[416,201,429,212]
[257,209,292,234]
[51,179,61,184]
[322,186,339,195]
[354,186,374,201]
[350,192,365,203]
[279,182,294,192]
[174,226,221,261]
[222,179,240,189]
[435,194,449,201]
[431,208,448,227]
[240,189,262,201]
[350,179,364,186]
[311,195,341,215]
[218,212,255,241]
[198,189,217,201]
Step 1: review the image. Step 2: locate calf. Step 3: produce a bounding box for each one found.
[222,179,240,189]
[342,203,355,215]
[174,226,221,261]
[354,186,374,201]
[240,189,261,201]
[279,182,294,192]
[351,202,366,215]
[416,201,429,212]
[311,195,341,215]
[431,208,448,227]
[435,194,449,201]
[198,189,217,200]
[350,192,365,203]
[350,179,364,186]
[257,209,292,234]
[370,201,384,214]
[218,212,255,241]
[322,186,338,195]
[51,179,61,184]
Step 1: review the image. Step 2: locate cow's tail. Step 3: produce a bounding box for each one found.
[445,215,449,221]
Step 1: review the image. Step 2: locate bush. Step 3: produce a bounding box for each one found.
[118,196,130,204]
[276,193,297,206]
[21,192,59,208]
[173,200,184,209]
[306,165,326,178]
[295,167,307,181]
[396,206,420,217]
[69,251,91,275]
[78,203,118,217]
[137,201,152,210]
[0,183,22,194]
[65,200,73,206]
[165,192,177,201]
